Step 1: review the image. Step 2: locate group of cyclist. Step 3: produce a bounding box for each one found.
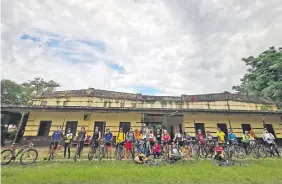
[46,124,279,161]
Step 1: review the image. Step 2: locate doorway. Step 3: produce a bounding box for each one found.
[265,124,276,138]
[38,121,52,137]
[217,123,228,138]
[194,123,205,137]
[94,121,106,136]
[241,124,252,133]
[119,122,131,134]
[162,115,183,138]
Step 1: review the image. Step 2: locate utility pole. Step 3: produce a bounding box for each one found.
[13,110,29,145]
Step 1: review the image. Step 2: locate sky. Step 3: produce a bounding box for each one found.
[1,0,282,96]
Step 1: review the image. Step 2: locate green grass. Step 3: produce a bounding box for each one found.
[2,158,282,184]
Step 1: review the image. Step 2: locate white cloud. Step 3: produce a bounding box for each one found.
[1,0,282,95]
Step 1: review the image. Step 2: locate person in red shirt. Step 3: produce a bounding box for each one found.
[214,142,225,160]
[162,130,171,143]
[197,129,204,145]
[125,140,132,160]
[161,130,171,154]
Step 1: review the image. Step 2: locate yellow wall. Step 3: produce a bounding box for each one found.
[183,113,282,138]
[24,110,282,139]
[24,111,141,137]
[32,96,277,111]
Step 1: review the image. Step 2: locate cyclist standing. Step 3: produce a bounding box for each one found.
[104,128,113,159]
[262,128,280,157]
[227,129,237,144]
[242,130,250,152]
[173,129,183,147]
[205,131,213,142]
[155,128,162,144]
[116,127,126,147]
[126,128,135,143]
[116,127,126,158]
[48,126,63,159]
[197,129,205,145]
[75,127,88,158]
[216,128,225,144]
[64,128,73,159]
[89,127,101,150]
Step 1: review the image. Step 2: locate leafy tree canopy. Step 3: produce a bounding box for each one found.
[233,46,282,108]
[1,77,60,106]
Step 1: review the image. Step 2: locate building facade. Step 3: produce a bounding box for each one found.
[2,88,282,142]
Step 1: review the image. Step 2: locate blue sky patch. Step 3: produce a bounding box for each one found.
[109,64,124,73]
[46,39,61,47]
[20,34,40,42]
[78,40,106,53]
[134,86,162,95]
[20,32,107,64]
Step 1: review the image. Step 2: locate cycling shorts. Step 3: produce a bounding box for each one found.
[50,141,59,149]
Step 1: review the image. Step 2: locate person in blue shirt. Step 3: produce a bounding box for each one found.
[44,126,63,160]
[104,128,113,159]
[227,129,237,144]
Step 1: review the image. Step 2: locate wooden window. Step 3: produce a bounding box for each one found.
[84,113,90,121]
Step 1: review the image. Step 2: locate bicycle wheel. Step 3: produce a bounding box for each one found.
[74,147,80,162]
[251,147,260,159]
[131,146,135,160]
[99,147,105,160]
[199,146,208,159]
[88,149,94,161]
[1,150,14,165]
[273,147,281,157]
[258,146,267,158]
[234,146,246,159]
[20,149,38,165]
[246,146,251,155]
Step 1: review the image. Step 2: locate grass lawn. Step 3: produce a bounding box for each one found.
[2,158,282,184]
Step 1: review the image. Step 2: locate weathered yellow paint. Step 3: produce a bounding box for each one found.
[24,111,281,138]
[24,111,141,137]
[32,96,277,111]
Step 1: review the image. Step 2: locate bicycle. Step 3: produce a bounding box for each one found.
[1,140,38,165]
[191,140,208,159]
[115,142,125,160]
[74,140,84,162]
[44,141,57,161]
[144,154,168,166]
[224,141,246,159]
[204,139,216,158]
[88,140,101,161]
[264,140,281,157]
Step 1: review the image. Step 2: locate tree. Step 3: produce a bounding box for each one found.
[1,77,60,106]
[1,79,31,105]
[22,77,60,95]
[233,46,282,108]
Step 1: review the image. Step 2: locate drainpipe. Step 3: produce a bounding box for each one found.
[262,117,266,128]
[141,113,145,133]
[228,114,232,130]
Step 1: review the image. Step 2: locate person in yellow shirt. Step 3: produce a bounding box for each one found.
[116,128,126,144]
[216,128,225,144]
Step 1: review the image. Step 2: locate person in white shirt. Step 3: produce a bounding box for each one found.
[169,142,183,161]
[262,128,275,144]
